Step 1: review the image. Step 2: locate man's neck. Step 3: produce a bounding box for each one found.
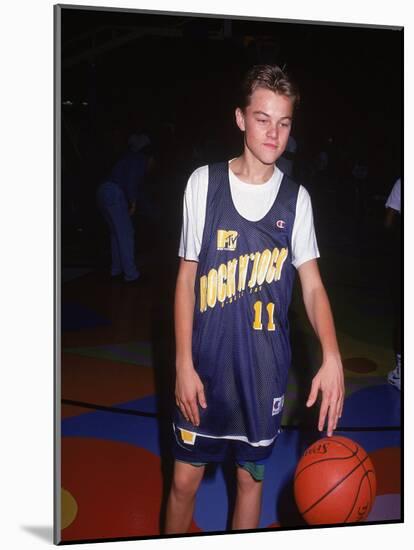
[229,154,275,185]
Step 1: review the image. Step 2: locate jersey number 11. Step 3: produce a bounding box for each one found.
[253,300,276,331]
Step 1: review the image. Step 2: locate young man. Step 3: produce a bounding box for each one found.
[165,65,344,533]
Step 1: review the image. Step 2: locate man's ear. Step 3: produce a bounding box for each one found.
[235,107,245,132]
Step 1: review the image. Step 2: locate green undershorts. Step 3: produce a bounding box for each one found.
[178,460,265,482]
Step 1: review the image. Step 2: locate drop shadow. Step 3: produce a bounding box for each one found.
[20,525,54,543]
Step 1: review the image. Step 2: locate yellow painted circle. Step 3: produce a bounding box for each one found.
[61,488,78,530]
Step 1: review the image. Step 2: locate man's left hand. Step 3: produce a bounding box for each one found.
[306,355,345,437]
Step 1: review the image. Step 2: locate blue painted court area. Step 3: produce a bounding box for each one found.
[62,406,161,456]
[339,384,400,428]
[62,391,400,532]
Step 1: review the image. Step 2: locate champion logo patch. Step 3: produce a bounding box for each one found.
[272,395,285,416]
[276,220,286,229]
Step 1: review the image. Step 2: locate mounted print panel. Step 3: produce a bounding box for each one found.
[54,3,403,545]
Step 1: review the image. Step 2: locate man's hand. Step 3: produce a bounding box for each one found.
[175,363,207,427]
[306,354,344,437]
[297,260,345,438]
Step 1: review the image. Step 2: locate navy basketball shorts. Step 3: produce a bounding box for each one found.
[172,424,276,481]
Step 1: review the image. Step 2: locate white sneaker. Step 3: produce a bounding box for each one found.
[387,366,401,391]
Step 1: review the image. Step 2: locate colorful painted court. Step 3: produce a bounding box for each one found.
[60,220,401,542]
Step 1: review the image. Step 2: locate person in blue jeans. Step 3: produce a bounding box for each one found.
[97,133,150,282]
[384,177,401,390]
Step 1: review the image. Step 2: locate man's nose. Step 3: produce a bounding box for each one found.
[267,124,279,139]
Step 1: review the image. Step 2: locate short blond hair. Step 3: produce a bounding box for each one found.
[239,64,300,110]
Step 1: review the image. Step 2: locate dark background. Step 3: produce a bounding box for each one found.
[59,6,403,270]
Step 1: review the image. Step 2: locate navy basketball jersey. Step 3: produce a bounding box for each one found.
[174,162,299,448]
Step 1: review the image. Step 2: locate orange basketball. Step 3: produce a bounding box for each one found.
[293,436,376,525]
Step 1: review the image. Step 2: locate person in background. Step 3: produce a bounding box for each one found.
[384,177,402,390]
[96,133,150,283]
[276,134,296,177]
[351,156,369,244]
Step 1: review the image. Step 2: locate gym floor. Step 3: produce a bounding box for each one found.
[59,195,402,542]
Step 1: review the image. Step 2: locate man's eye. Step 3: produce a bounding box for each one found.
[257,119,267,123]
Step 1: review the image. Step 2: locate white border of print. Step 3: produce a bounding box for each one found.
[2,1,410,549]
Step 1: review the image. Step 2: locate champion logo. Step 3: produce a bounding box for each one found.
[272,395,285,416]
[276,219,286,229]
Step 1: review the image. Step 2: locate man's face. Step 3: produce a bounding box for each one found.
[235,88,294,165]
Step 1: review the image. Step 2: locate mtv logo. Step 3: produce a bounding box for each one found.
[217,230,238,251]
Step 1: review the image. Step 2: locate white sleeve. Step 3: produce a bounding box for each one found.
[291,185,320,269]
[385,178,401,212]
[178,165,209,261]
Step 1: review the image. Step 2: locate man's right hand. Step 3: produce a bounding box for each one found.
[175,364,207,427]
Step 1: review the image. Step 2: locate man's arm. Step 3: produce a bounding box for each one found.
[297,259,345,437]
[174,258,207,427]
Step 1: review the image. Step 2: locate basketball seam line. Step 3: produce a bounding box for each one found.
[295,438,360,482]
[334,438,375,516]
[294,452,357,482]
[300,454,370,517]
[343,469,375,523]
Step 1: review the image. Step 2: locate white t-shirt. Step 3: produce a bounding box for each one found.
[179,162,320,269]
[385,178,401,213]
